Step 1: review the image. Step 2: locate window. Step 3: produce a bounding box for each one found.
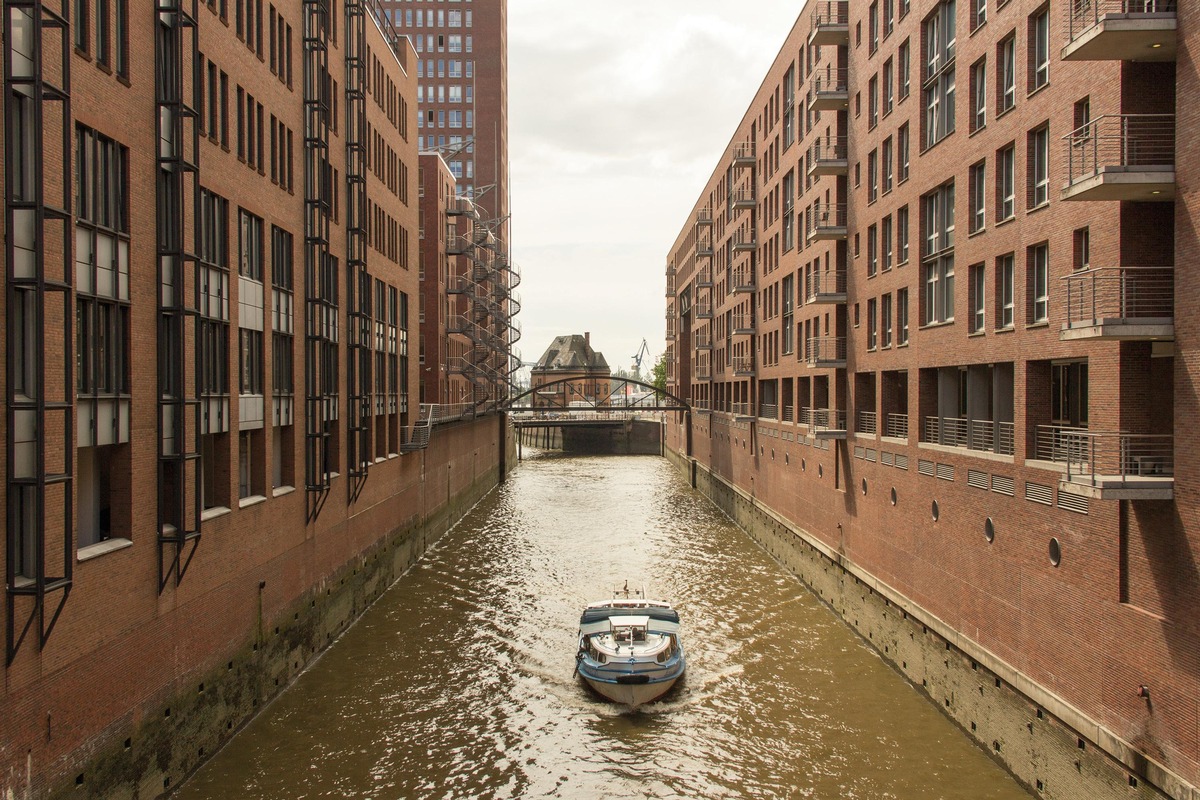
[868,224,879,276]
[782,274,795,354]
[998,35,1015,113]
[869,75,879,128]
[240,328,263,394]
[96,0,109,66]
[115,0,127,76]
[1051,361,1089,427]
[1028,243,1049,323]
[970,262,986,332]
[74,0,89,52]
[973,0,986,28]
[882,215,894,270]
[869,2,880,53]
[997,144,1015,221]
[882,294,893,348]
[1029,125,1049,208]
[922,182,955,325]
[868,149,879,202]
[882,137,894,194]
[1030,7,1050,91]
[923,0,956,148]
[238,209,263,280]
[898,39,911,100]
[884,0,895,36]
[897,288,910,344]
[897,123,910,183]
[897,204,910,263]
[868,298,879,349]
[969,161,986,233]
[782,170,795,251]
[971,58,986,131]
[1073,227,1090,271]
[996,253,1015,329]
[883,58,895,115]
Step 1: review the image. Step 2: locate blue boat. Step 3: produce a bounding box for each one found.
[575,586,686,709]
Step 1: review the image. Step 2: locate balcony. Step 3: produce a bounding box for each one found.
[695,266,713,288]
[805,269,847,304]
[693,328,712,349]
[809,0,849,46]
[732,311,755,335]
[808,136,849,177]
[732,265,756,293]
[1062,0,1176,61]
[446,235,474,255]
[666,317,677,341]
[808,67,849,111]
[694,300,713,319]
[731,186,757,209]
[732,355,755,376]
[857,410,878,436]
[732,402,753,419]
[1061,267,1174,341]
[759,403,779,421]
[733,140,756,167]
[733,230,757,252]
[924,417,1015,456]
[884,413,909,440]
[806,336,847,369]
[665,271,676,297]
[696,237,713,258]
[807,203,848,241]
[695,362,712,381]
[696,207,713,227]
[1036,425,1173,500]
[1062,114,1175,201]
[805,407,848,439]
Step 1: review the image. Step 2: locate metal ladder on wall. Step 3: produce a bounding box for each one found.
[155,0,204,593]
[4,0,74,664]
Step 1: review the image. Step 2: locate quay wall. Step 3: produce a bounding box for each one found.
[2,416,511,800]
[667,445,1189,800]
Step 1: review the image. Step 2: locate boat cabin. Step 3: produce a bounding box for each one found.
[609,615,650,644]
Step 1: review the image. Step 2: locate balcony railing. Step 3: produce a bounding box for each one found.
[782,405,795,423]
[1062,114,1175,200]
[806,336,847,367]
[732,265,756,293]
[665,273,676,297]
[696,237,713,257]
[857,410,878,436]
[810,1,850,46]
[695,362,712,380]
[733,140,756,165]
[695,266,713,286]
[694,329,712,349]
[925,417,1015,455]
[808,67,849,110]
[805,269,848,303]
[884,413,909,439]
[694,300,712,318]
[666,318,677,340]
[1062,267,1173,339]
[760,403,779,421]
[691,397,711,411]
[732,355,755,375]
[809,136,849,176]
[732,311,754,334]
[732,402,752,417]
[807,408,848,436]
[1064,0,1177,61]
[807,203,849,240]
[733,230,757,251]
[696,207,713,226]
[1036,425,1173,485]
[731,186,757,208]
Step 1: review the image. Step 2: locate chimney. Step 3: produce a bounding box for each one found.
[584,332,590,347]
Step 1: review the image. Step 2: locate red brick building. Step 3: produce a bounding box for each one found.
[530,333,611,409]
[1,1,510,796]
[667,1,1191,796]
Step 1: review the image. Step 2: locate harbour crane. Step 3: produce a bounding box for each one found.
[632,339,650,381]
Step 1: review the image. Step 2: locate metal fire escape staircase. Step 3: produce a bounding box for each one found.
[4,0,73,663]
[344,0,371,503]
[303,0,338,522]
[155,0,204,592]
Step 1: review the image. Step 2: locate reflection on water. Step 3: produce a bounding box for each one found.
[177,451,1031,799]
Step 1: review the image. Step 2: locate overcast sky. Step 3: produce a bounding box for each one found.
[508,1,806,381]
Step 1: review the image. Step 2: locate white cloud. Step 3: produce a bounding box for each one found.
[509,1,805,374]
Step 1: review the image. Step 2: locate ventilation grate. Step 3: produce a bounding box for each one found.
[1025,482,1054,506]
[991,474,1015,496]
[918,459,935,476]
[968,469,989,490]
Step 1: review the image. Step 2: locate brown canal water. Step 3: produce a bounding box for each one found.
[176,452,1032,800]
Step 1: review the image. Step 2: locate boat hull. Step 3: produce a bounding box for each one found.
[578,671,682,709]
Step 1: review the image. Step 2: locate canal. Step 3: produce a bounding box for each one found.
[177,452,1032,799]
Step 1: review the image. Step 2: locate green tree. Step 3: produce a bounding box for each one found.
[651,353,667,393]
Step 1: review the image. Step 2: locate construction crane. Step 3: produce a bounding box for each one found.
[632,339,650,381]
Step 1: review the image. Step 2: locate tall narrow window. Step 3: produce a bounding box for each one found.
[897,204,910,264]
[997,253,1015,329]
[1029,125,1049,207]
[969,161,986,233]
[897,123,910,182]
[96,0,109,66]
[923,0,956,148]
[997,144,1015,220]
[969,262,986,333]
[882,136,894,194]
[882,215,894,271]
[998,36,1016,113]
[1030,8,1050,91]
[971,58,987,131]
[883,58,894,115]
[897,288,910,344]
[1029,243,1049,323]
[922,182,955,325]
[882,293,893,348]
[898,38,911,99]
